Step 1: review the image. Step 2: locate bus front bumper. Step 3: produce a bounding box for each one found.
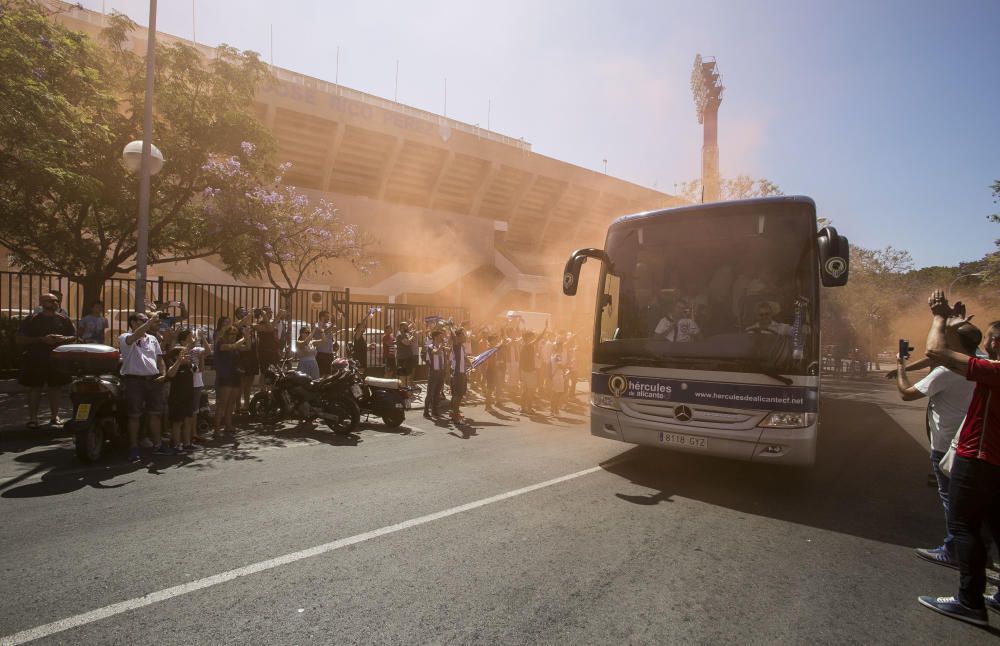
[589,405,817,467]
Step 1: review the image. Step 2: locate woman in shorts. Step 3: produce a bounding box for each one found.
[165,329,197,453]
[213,316,246,436]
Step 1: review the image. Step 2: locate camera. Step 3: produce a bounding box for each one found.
[898,338,914,360]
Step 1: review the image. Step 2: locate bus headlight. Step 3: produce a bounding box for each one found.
[591,394,621,410]
[758,412,814,429]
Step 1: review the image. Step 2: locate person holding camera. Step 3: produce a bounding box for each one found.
[165,329,199,454]
[213,313,250,437]
[234,307,260,411]
[893,324,980,570]
[256,307,281,373]
[314,310,337,376]
[424,329,447,419]
[916,291,1000,627]
[449,325,470,424]
[119,312,167,462]
[655,299,700,342]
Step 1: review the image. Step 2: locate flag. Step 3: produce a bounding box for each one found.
[470,346,499,370]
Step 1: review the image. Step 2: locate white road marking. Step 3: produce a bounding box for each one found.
[0,465,604,646]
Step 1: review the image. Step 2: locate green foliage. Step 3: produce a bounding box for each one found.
[0,1,273,300]
[822,245,919,351]
[985,179,1000,282]
[675,175,784,203]
[202,147,375,296]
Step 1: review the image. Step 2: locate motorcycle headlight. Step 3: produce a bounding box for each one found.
[591,394,621,411]
[758,412,814,429]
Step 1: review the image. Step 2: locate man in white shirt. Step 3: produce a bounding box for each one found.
[655,300,700,343]
[744,302,795,336]
[895,322,982,568]
[119,312,167,463]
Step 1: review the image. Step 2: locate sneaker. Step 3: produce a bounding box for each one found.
[915,546,959,569]
[170,446,186,456]
[127,447,141,463]
[183,443,202,452]
[153,442,170,455]
[917,596,988,627]
[140,438,154,449]
[985,594,1000,614]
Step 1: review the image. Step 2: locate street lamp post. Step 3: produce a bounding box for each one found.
[948,271,987,297]
[867,306,881,371]
[131,0,159,313]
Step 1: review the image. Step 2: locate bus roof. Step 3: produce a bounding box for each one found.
[610,195,816,227]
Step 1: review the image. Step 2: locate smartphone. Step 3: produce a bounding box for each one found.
[898,338,914,360]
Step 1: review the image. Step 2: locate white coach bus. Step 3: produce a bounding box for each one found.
[562,196,849,466]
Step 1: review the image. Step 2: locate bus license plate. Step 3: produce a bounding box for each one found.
[658,432,708,449]
[75,404,92,421]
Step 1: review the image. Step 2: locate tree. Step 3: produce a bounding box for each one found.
[0,2,273,313]
[822,245,917,357]
[675,175,783,203]
[984,179,1000,282]
[203,148,375,310]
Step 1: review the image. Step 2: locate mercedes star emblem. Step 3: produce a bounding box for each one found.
[674,405,693,422]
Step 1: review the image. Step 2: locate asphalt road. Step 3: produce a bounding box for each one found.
[1,376,998,645]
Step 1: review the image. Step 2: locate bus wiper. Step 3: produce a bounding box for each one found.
[599,355,666,373]
[754,369,794,386]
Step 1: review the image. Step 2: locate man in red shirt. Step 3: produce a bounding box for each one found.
[918,290,1000,627]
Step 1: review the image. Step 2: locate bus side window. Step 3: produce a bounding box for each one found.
[600,274,621,342]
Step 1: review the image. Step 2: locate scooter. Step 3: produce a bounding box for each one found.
[333,358,414,428]
[250,361,361,433]
[51,344,128,463]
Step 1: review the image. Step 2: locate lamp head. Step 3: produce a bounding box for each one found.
[122,140,165,175]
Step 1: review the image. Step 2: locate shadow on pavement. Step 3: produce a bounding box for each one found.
[601,395,942,548]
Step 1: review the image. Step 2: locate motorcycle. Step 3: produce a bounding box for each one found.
[52,344,128,463]
[249,360,360,433]
[332,358,415,428]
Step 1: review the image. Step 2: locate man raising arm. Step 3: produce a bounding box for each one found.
[918,290,1000,626]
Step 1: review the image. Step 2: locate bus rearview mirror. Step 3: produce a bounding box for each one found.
[563,248,613,296]
[817,226,850,287]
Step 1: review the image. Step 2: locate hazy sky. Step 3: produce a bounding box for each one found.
[79,0,1000,268]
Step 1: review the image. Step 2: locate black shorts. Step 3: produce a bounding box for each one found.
[18,357,70,389]
[258,351,280,372]
[384,356,397,372]
[316,352,334,376]
[239,351,259,377]
[396,356,417,376]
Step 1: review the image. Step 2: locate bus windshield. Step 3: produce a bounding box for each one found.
[595,202,819,376]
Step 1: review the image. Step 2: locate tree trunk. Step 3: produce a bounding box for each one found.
[79,275,106,321]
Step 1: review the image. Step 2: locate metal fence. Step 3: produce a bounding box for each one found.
[1,272,349,374]
[1,271,468,375]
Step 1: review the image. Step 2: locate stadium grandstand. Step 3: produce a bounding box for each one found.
[28,2,685,322]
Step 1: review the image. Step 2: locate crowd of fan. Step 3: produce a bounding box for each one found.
[13,292,583,460]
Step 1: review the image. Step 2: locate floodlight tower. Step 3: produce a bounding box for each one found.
[691,55,724,202]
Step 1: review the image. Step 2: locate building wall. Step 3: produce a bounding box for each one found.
[42,1,685,321]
